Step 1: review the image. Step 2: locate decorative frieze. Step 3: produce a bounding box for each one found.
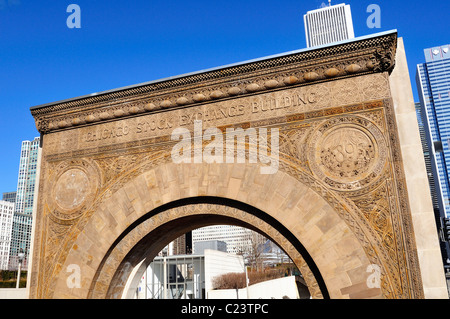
[30,31,397,134]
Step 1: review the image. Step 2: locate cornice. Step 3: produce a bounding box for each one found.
[31,30,397,134]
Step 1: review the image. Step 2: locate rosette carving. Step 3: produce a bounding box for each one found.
[47,159,101,222]
[308,115,387,192]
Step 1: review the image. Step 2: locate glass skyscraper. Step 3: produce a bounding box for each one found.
[416,44,450,269]
[8,137,40,270]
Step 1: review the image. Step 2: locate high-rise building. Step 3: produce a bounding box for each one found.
[8,137,40,270]
[303,2,355,48]
[0,200,14,270]
[416,45,450,215]
[416,44,450,271]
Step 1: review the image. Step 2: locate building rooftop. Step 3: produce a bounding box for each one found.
[424,44,450,62]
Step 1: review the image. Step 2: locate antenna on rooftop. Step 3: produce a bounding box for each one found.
[329,0,331,6]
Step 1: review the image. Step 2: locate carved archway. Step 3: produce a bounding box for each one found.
[90,199,327,299]
[41,158,384,299]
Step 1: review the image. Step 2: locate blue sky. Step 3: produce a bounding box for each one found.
[0,0,449,193]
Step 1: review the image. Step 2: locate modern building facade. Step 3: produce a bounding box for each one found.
[8,137,40,270]
[0,200,14,270]
[303,2,354,48]
[194,240,227,255]
[416,44,450,271]
[2,192,17,204]
[134,249,244,299]
[192,225,264,255]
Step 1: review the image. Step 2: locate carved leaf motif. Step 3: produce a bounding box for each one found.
[279,128,309,161]
[95,154,142,184]
[359,74,390,101]
[352,182,405,298]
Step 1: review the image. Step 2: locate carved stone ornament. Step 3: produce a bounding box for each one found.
[308,115,387,191]
[47,159,100,221]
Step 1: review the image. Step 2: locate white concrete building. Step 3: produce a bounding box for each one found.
[0,200,14,270]
[134,249,245,299]
[304,2,354,48]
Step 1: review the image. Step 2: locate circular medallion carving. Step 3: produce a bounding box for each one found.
[308,116,387,191]
[48,160,100,221]
[54,169,90,210]
[319,127,376,180]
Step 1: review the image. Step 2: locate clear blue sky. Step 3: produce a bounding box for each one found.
[0,0,449,193]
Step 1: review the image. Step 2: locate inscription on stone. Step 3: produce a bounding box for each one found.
[82,90,317,144]
[85,125,131,142]
[44,74,391,156]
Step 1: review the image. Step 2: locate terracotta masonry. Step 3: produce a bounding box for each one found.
[28,30,448,299]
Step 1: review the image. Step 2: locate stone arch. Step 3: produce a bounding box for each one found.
[116,200,320,300]
[51,161,381,299]
[93,200,326,299]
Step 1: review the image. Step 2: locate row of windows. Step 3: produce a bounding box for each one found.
[428,70,450,77]
[428,74,450,81]
[427,60,450,68]
[429,83,450,91]
[432,92,450,99]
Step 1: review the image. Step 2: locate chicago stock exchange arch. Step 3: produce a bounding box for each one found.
[27,30,448,299]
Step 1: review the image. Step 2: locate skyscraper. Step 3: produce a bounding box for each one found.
[416,45,450,215]
[8,137,40,270]
[416,44,450,270]
[303,2,355,48]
